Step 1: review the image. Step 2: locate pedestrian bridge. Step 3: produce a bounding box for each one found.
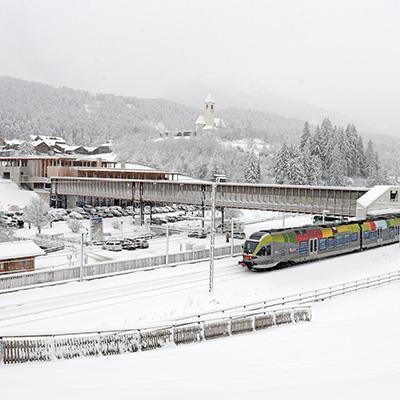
[51,177,369,217]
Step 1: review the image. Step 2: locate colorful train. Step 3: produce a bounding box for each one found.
[240,214,400,271]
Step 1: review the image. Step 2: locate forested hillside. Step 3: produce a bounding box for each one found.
[0,76,398,184]
[0,77,304,146]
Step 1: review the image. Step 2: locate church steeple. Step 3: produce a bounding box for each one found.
[204,93,215,126]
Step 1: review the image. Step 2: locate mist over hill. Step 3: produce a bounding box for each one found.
[0,77,305,146]
[0,76,398,181]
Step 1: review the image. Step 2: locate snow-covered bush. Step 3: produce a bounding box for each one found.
[112,220,121,230]
[68,219,83,233]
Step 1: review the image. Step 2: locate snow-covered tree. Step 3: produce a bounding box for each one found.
[287,145,307,184]
[0,227,15,242]
[23,197,50,234]
[302,144,322,185]
[300,122,312,150]
[244,151,261,183]
[365,140,388,186]
[273,142,290,184]
[328,144,346,186]
[311,126,325,162]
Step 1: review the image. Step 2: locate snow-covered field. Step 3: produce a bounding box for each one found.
[1,240,399,336]
[2,280,399,400]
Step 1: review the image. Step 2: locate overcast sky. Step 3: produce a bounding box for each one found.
[0,0,399,135]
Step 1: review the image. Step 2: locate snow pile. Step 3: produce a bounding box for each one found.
[0,178,38,211]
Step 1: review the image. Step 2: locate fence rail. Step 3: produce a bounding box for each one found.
[0,244,243,293]
[0,306,311,365]
[172,269,400,324]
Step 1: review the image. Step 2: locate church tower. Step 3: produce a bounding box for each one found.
[203,93,215,127]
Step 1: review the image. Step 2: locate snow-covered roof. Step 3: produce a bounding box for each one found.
[30,135,66,143]
[5,139,24,145]
[205,93,215,103]
[195,115,206,125]
[0,240,45,261]
[357,186,393,208]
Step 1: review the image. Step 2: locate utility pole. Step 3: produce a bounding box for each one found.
[209,178,219,293]
[230,218,235,257]
[166,223,169,267]
[80,232,84,282]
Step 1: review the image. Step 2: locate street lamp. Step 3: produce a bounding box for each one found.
[209,177,221,293]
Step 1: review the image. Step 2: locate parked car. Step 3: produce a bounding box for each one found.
[102,240,123,251]
[232,231,246,239]
[122,240,137,250]
[134,239,149,249]
[188,230,207,239]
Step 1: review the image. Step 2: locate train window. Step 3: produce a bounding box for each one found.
[364,231,370,239]
[257,247,266,256]
[351,233,358,241]
[243,241,258,254]
[266,245,271,256]
[319,238,327,250]
[298,240,308,255]
[370,231,376,239]
[336,235,343,246]
[328,237,336,248]
[344,234,350,244]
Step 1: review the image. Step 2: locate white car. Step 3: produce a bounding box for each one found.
[102,240,123,251]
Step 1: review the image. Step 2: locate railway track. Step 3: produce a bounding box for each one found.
[0,262,245,330]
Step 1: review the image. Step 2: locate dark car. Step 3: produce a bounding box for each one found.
[134,239,149,249]
[188,230,207,239]
[122,240,138,250]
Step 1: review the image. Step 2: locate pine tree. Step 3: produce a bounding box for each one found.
[300,122,312,150]
[302,143,322,185]
[244,151,261,183]
[311,125,325,162]
[365,140,387,186]
[273,143,290,184]
[287,145,307,184]
[320,117,333,162]
[328,144,346,186]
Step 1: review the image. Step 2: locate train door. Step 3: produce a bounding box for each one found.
[309,238,318,259]
[395,225,400,241]
[377,228,383,245]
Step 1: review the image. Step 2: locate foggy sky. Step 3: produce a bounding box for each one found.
[0,0,399,135]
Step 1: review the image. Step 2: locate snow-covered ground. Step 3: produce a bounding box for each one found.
[1,238,399,336]
[0,178,38,211]
[1,280,399,400]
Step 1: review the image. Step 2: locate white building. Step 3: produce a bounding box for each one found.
[195,94,226,132]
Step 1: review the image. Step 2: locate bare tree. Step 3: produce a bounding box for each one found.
[23,197,50,234]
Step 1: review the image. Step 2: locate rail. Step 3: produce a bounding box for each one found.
[0,306,311,365]
[0,244,243,293]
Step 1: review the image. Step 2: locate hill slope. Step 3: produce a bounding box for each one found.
[0,77,305,146]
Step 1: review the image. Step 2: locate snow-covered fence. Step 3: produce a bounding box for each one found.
[172,269,400,325]
[0,307,311,365]
[0,243,243,292]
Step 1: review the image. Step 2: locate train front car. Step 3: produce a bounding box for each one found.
[240,231,280,271]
